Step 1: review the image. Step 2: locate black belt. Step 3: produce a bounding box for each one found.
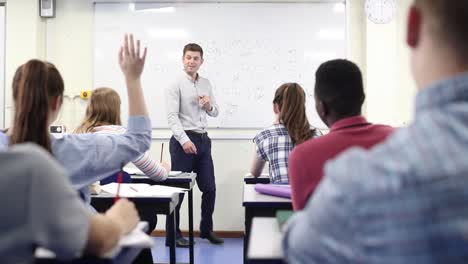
[185,130,208,137]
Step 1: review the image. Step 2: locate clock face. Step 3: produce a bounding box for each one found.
[365,0,396,24]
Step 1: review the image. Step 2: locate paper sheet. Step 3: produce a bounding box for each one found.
[101,183,187,197]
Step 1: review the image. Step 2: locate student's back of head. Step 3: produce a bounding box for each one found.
[314,59,365,127]
[75,87,122,134]
[11,60,64,153]
[251,83,319,183]
[288,59,392,210]
[274,83,315,145]
[409,0,468,88]
[413,0,468,60]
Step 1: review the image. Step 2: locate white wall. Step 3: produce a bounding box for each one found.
[4,0,416,232]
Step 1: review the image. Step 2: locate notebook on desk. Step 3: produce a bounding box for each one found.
[276,210,294,230]
[123,167,142,175]
[100,183,187,197]
[244,172,269,177]
[124,167,183,178]
[35,221,154,259]
[103,221,154,258]
[168,171,183,177]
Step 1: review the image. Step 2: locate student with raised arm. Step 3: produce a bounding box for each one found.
[0,143,139,263]
[250,83,320,184]
[74,87,168,263]
[75,87,171,182]
[3,34,151,203]
[288,60,393,210]
[283,1,468,262]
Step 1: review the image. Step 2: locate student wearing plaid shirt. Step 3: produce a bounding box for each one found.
[283,1,468,263]
[251,83,320,184]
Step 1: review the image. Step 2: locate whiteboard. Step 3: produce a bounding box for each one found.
[94,2,346,129]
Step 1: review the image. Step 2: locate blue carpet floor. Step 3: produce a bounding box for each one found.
[151,237,243,264]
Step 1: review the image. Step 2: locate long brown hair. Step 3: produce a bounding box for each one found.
[11,59,64,153]
[273,83,315,145]
[75,87,122,133]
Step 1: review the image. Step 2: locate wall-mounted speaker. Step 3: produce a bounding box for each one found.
[39,0,55,18]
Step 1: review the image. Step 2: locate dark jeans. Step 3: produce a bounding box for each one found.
[166,132,216,243]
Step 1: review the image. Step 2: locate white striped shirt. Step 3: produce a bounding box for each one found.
[94,125,168,181]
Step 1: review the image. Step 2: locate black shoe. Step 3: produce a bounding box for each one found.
[165,237,192,248]
[200,232,224,244]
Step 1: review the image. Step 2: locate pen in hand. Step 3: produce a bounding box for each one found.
[114,171,123,203]
[160,142,164,163]
[114,163,125,203]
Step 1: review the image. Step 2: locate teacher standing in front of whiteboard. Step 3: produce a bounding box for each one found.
[165,43,223,247]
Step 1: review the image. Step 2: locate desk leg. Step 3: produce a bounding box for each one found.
[189,189,194,264]
[169,211,176,264]
[243,207,252,263]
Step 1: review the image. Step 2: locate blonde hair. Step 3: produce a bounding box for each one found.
[75,87,122,133]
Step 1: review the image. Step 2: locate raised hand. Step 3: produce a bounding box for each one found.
[119,34,147,81]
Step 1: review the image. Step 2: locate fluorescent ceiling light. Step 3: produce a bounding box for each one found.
[147,28,189,39]
[136,6,176,13]
[333,3,345,14]
[317,28,345,40]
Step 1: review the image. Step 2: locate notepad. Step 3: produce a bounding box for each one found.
[100,183,187,197]
[124,167,144,175]
[244,172,269,177]
[168,171,183,177]
[35,221,154,259]
[276,210,294,230]
[103,221,154,258]
[124,167,183,178]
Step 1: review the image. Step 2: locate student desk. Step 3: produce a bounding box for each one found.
[91,192,179,264]
[242,184,292,260]
[131,173,196,264]
[244,174,271,184]
[247,217,284,264]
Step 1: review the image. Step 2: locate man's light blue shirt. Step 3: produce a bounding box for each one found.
[0,116,151,202]
[166,71,219,146]
[283,73,468,263]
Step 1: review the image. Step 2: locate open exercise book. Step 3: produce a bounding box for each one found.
[124,167,183,177]
[35,221,154,259]
[100,183,187,197]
